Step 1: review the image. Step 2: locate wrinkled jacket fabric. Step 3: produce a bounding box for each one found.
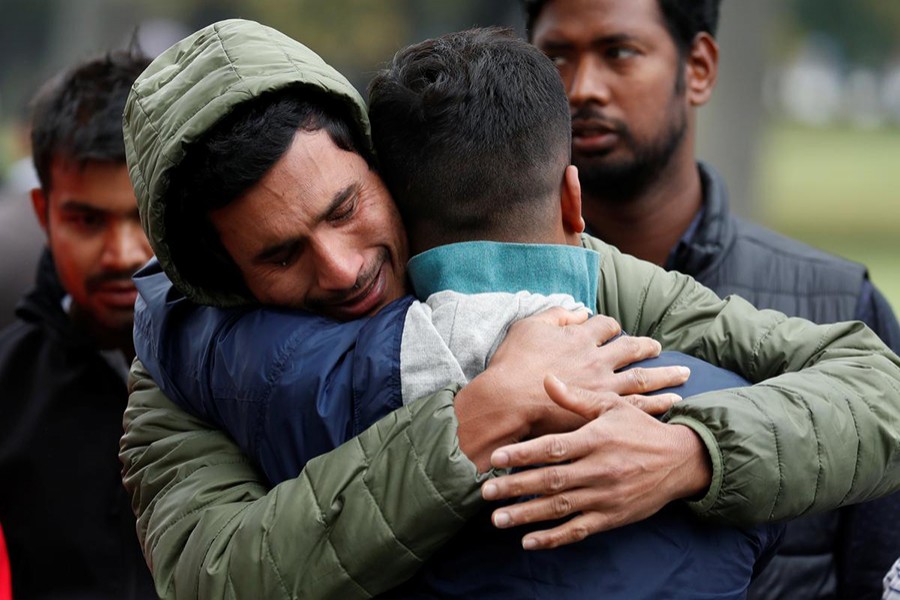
[678,164,900,600]
[120,18,900,600]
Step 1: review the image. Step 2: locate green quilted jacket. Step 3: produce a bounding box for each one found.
[119,18,900,600]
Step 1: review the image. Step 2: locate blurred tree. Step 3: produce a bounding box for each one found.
[0,0,54,121]
[236,0,409,87]
[790,0,899,66]
[697,0,778,218]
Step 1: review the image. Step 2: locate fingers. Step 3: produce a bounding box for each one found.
[483,461,586,500]
[528,306,591,327]
[489,489,587,528]
[622,392,682,416]
[613,365,690,396]
[485,485,662,550]
[527,404,589,438]
[579,314,622,345]
[520,513,616,550]
[519,511,639,550]
[489,426,592,470]
[544,374,681,420]
[487,488,626,539]
[601,335,663,370]
[543,374,612,420]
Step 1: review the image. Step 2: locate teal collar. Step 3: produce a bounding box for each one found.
[407,241,599,309]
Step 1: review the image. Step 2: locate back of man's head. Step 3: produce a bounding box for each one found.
[368,27,571,251]
[522,0,721,54]
[31,46,151,194]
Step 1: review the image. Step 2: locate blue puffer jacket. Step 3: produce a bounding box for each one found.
[133,258,414,480]
[134,258,781,599]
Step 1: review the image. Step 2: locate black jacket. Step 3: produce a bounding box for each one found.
[672,163,900,600]
[0,250,157,600]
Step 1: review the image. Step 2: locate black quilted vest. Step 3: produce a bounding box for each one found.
[672,164,882,600]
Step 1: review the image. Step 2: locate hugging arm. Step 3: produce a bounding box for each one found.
[133,261,688,481]
[121,361,486,600]
[123,305,689,598]
[494,237,900,533]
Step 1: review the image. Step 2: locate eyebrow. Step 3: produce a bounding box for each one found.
[253,182,359,263]
[58,200,106,213]
[319,182,359,221]
[541,33,640,51]
[58,200,140,220]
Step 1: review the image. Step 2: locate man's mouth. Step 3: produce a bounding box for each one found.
[571,119,620,153]
[328,263,387,320]
[92,281,139,310]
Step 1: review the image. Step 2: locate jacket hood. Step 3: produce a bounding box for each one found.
[123,18,371,307]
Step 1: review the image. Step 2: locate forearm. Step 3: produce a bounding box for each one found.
[592,238,900,524]
[661,297,900,522]
[122,362,486,599]
[453,368,533,472]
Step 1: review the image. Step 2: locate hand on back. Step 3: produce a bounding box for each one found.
[454,308,687,470]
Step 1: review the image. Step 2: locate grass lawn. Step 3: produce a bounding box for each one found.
[757,122,900,313]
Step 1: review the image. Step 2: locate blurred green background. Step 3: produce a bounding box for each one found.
[759,124,900,310]
[0,0,898,311]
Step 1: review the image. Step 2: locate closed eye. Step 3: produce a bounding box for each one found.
[327,194,358,224]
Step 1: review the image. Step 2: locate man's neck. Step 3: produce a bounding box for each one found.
[582,157,702,267]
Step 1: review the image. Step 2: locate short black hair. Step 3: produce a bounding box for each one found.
[30,46,151,194]
[165,87,374,298]
[522,0,722,55]
[368,27,571,250]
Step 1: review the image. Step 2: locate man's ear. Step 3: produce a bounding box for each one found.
[685,32,718,107]
[30,188,50,234]
[561,165,585,240]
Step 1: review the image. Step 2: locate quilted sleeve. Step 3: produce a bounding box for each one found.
[589,237,900,525]
[121,361,488,599]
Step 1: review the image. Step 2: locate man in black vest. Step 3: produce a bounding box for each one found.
[0,49,158,599]
[523,0,900,598]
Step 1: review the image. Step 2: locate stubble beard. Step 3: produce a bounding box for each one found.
[576,104,689,206]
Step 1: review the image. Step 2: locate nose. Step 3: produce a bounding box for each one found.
[100,219,152,272]
[310,236,364,292]
[567,54,611,107]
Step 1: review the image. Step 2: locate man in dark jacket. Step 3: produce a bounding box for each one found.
[524,0,900,597]
[0,49,157,599]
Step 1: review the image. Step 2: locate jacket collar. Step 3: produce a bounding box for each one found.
[15,248,90,347]
[17,248,66,326]
[407,241,600,309]
[667,162,735,278]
